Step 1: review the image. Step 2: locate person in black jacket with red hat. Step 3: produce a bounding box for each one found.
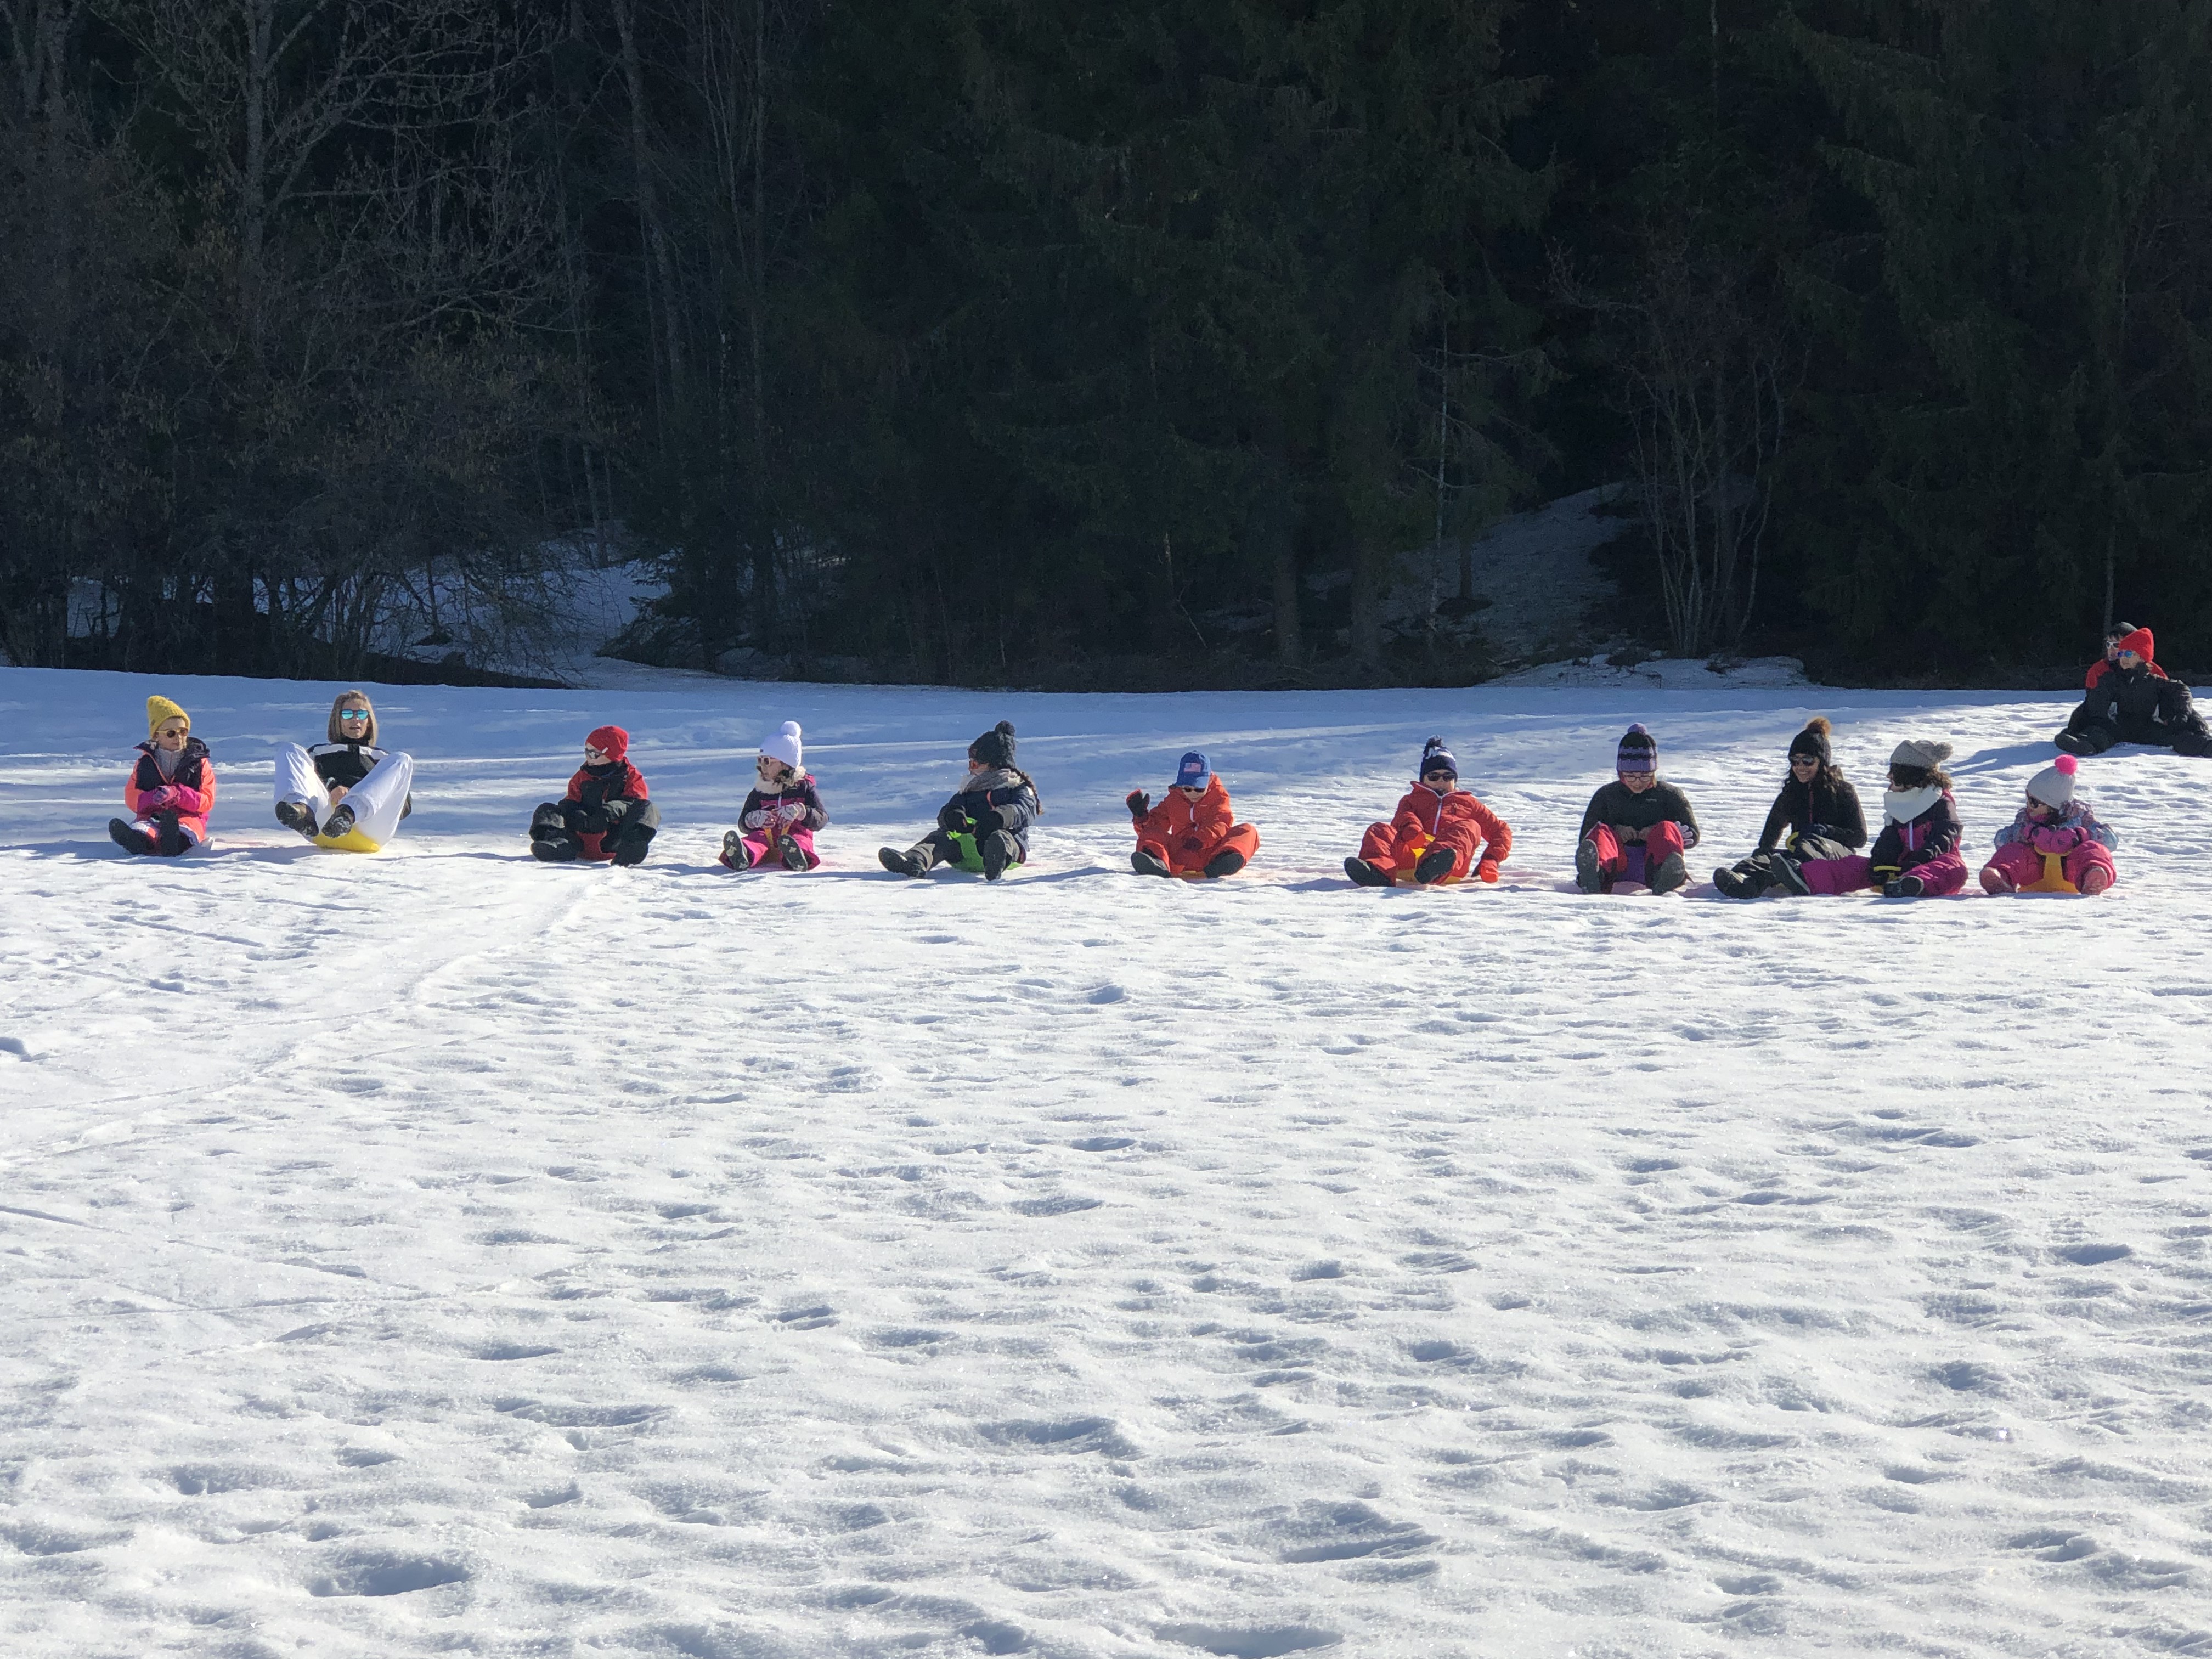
[529,725,661,865]
[1713,716,1867,899]
[2057,626,2212,757]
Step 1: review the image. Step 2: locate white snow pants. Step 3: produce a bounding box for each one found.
[274,743,414,850]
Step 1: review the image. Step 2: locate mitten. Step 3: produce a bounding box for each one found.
[138,786,174,811]
[775,800,804,823]
[601,798,630,822]
[2032,824,2083,855]
[1610,822,1640,843]
[1125,790,1150,817]
[1476,859,1500,884]
[741,807,771,830]
[970,805,1003,836]
[169,787,206,815]
[936,799,971,834]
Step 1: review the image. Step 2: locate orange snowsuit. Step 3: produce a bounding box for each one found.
[1132,776,1260,875]
[1356,782,1511,883]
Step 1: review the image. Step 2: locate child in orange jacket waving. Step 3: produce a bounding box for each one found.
[1345,737,1510,887]
[1126,751,1260,878]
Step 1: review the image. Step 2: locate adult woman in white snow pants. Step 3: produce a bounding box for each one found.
[274,690,416,852]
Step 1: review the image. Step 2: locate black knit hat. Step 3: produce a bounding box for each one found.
[969,720,1017,768]
[1788,715,1832,764]
[1417,736,1458,781]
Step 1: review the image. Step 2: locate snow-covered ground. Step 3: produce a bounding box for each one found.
[3,666,2209,1659]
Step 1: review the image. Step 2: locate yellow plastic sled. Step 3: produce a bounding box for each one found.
[312,827,383,854]
[2020,850,2079,894]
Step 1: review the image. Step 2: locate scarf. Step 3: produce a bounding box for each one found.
[1883,783,1942,824]
[960,765,1024,795]
[153,744,185,781]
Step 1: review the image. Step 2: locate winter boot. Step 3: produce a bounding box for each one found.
[1131,848,1173,878]
[610,823,654,867]
[1645,848,1688,895]
[1979,864,2016,895]
[108,819,151,855]
[1882,874,1926,898]
[275,799,319,839]
[980,828,1019,882]
[1202,848,1246,879]
[1712,863,1761,900]
[879,844,933,878]
[531,834,580,863]
[320,803,357,841]
[2055,725,2112,756]
[777,833,811,872]
[1344,857,1392,888]
[1767,853,1811,897]
[2079,864,2114,895]
[1573,837,1612,895]
[720,830,753,870]
[2172,721,2212,759]
[151,814,188,857]
[1413,845,1458,885]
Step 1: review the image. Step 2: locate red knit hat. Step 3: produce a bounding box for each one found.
[586,724,630,764]
[2118,627,2155,661]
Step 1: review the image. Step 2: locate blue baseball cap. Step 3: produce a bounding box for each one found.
[1173,751,1211,788]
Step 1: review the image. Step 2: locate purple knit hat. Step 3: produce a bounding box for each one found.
[1616,724,1657,775]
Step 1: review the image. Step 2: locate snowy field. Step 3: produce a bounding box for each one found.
[3,665,2210,1659]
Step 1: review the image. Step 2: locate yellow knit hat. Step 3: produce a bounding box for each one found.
[146,695,190,736]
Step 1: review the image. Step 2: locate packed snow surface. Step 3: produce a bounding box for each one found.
[2,667,2208,1659]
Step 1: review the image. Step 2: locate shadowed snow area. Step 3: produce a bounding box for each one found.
[1,665,2208,1658]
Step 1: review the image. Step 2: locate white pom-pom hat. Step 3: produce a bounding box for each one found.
[2026,752,2078,809]
[760,720,803,771]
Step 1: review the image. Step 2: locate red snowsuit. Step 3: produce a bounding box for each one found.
[1131,776,1260,874]
[1356,782,1511,884]
[123,740,218,848]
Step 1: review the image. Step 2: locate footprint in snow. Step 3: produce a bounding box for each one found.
[772,1304,838,1330]
[306,1550,470,1598]
[1156,1625,1342,1658]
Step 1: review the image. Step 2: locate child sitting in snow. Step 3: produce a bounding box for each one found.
[1127,751,1260,879]
[1787,738,1965,898]
[1980,754,2117,895]
[1575,724,1697,894]
[878,720,1040,882]
[110,695,217,856]
[1713,716,1866,898]
[722,720,829,871]
[1345,737,1510,887]
[529,725,659,866]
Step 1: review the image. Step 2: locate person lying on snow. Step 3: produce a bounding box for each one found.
[2057,627,2211,757]
[1713,716,1867,899]
[1345,737,1510,887]
[111,695,217,856]
[722,720,828,871]
[529,725,659,865]
[1575,724,1697,894]
[878,720,1039,881]
[1784,738,1966,898]
[1127,751,1260,879]
[1980,754,2117,895]
[273,690,414,851]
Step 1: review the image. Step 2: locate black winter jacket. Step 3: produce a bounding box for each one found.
[941,769,1040,856]
[2072,663,2198,733]
[308,741,411,818]
[1578,779,1700,849]
[1869,790,1961,871]
[1757,775,1865,851]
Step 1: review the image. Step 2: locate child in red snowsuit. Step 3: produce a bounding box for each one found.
[1126,751,1260,878]
[110,694,217,856]
[1345,737,1510,887]
[529,725,660,865]
[721,720,829,871]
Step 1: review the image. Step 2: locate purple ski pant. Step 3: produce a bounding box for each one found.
[1797,849,1968,897]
